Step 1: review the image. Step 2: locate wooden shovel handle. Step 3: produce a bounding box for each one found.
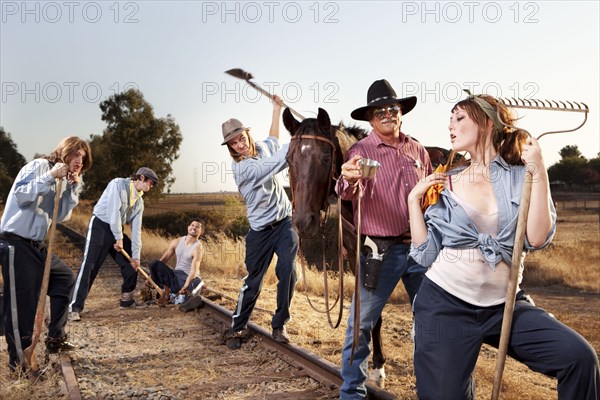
[23,179,63,372]
[118,249,164,296]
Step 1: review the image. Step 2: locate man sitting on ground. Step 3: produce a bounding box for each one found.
[148,220,205,305]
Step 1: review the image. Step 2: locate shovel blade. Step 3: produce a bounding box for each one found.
[157,286,171,307]
[225,68,253,81]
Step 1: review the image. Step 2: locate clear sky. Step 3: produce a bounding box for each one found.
[1,0,599,193]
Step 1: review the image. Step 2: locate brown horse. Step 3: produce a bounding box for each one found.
[283,107,454,385]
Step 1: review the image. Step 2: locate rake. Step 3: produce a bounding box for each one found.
[491,96,589,400]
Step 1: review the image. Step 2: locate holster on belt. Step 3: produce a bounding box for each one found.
[361,234,409,291]
[361,237,385,291]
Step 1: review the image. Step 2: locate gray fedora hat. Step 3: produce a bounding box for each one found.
[221,118,250,145]
[351,79,417,121]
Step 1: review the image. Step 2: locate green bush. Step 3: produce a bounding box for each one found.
[143,209,248,240]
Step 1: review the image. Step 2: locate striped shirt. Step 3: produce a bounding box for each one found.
[336,130,432,237]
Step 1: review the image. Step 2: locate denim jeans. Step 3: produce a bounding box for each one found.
[231,217,298,332]
[340,243,426,399]
[414,277,600,400]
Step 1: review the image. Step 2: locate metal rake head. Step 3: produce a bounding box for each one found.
[497,97,589,140]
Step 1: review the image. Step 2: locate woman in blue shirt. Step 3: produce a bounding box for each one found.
[407,92,599,399]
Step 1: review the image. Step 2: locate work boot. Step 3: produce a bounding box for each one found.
[222,329,251,350]
[179,295,204,313]
[272,327,290,343]
[45,335,77,354]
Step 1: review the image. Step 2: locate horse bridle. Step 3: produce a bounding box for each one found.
[289,134,338,215]
[289,133,347,328]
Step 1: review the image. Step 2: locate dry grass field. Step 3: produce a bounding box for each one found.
[1,192,598,399]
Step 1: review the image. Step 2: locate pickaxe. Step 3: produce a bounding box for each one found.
[225,68,306,121]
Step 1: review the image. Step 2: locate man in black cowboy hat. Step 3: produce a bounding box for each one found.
[336,79,432,399]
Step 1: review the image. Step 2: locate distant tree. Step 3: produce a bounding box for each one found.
[559,145,583,160]
[548,145,594,188]
[0,127,27,204]
[82,89,182,200]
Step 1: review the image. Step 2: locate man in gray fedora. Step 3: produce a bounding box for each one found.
[221,96,299,350]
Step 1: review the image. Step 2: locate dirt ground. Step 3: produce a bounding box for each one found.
[2,276,599,399]
[1,232,599,399]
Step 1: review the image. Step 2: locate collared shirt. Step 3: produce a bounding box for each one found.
[336,130,432,237]
[232,136,292,231]
[409,155,556,270]
[93,177,144,259]
[0,159,81,241]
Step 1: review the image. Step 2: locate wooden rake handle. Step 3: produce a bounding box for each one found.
[491,171,533,400]
[23,179,63,373]
[118,249,164,297]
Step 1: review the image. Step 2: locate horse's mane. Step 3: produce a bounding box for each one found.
[334,124,368,160]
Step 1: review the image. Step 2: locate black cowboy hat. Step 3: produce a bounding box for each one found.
[351,79,417,121]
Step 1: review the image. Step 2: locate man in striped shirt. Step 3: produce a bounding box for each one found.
[336,79,432,399]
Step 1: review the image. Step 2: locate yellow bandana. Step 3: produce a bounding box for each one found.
[421,163,447,212]
[129,180,143,208]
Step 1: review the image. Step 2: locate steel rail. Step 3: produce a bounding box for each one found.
[199,299,396,400]
[57,224,397,400]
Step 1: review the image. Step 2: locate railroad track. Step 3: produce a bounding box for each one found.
[54,225,396,400]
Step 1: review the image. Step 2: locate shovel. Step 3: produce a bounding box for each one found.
[23,179,62,377]
[225,68,306,120]
[118,249,170,306]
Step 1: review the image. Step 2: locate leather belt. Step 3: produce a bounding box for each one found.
[0,231,44,248]
[262,216,289,231]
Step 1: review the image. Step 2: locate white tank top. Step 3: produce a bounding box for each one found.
[426,190,520,307]
[174,237,200,277]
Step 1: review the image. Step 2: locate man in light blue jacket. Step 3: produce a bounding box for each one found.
[69,167,158,321]
[0,137,91,373]
[221,96,298,350]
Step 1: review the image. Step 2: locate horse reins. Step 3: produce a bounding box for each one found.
[289,134,337,213]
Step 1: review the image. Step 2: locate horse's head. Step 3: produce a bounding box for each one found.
[283,107,335,237]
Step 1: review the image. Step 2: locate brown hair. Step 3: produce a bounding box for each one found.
[448,95,529,169]
[45,136,93,172]
[226,130,257,163]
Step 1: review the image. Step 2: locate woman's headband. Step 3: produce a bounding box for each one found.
[463,89,505,132]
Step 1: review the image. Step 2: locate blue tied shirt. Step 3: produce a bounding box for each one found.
[410,156,556,270]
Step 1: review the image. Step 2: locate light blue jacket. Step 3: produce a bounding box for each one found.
[93,178,144,259]
[0,159,81,241]
[409,156,556,270]
[232,136,291,231]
